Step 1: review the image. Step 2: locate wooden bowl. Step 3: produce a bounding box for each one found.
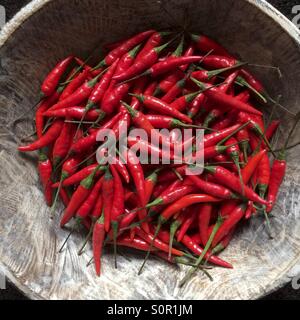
[0,0,299,300]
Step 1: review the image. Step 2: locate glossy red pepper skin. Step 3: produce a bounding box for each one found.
[41,56,73,97]
[38,150,53,206]
[110,166,125,222]
[60,168,98,227]
[257,153,271,197]
[212,204,246,247]
[134,94,193,124]
[76,177,103,219]
[102,168,114,232]
[52,164,104,188]
[52,121,75,167]
[19,119,64,152]
[59,68,90,101]
[86,59,119,110]
[35,89,62,139]
[204,124,240,148]
[46,106,103,121]
[266,157,286,213]
[93,215,105,276]
[198,204,213,246]
[205,165,267,205]
[100,30,155,67]
[190,34,231,57]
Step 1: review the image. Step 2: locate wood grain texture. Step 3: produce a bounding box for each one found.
[0,0,299,300]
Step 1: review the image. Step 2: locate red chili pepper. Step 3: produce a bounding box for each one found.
[146,183,195,209]
[41,56,73,96]
[59,188,70,207]
[145,114,200,129]
[114,236,155,252]
[101,168,114,232]
[76,177,103,219]
[236,128,250,162]
[186,174,237,199]
[92,213,105,276]
[136,31,170,60]
[132,94,193,124]
[35,88,62,139]
[190,34,231,57]
[179,234,233,268]
[38,150,53,206]
[170,91,200,113]
[200,55,238,69]
[158,194,221,224]
[161,77,186,103]
[59,68,90,101]
[46,74,102,112]
[144,56,205,78]
[257,153,271,198]
[60,165,100,227]
[52,120,75,167]
[110,166,125,222]
[204,124,240,147]
[111,158,130,184]
[52,164,105,188]
[84,60,119,112]
[135,227,184,257]
[69,112,122,155]
[91,194,103,221]
[96,30,155,68]
[177,209,197,242]
[205,165,267,205]
[19,119,64,152]
[46,106,103,121]
[212,204,246,247]
[197,203,213,246]
[265,120,280,143]
[192,79,262,116]
[113,40,171,82]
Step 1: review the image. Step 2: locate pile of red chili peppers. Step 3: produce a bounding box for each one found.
[18,29,299,286]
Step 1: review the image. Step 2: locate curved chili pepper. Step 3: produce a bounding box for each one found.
[113,40,172,82]
[41,56,73,97]
[35,88,62,139]
[60,165,100,227]
[46,107,103,121]
[200,55,238,69]
[145,114,201,129]
[46,74,102,112]
[111,158,130,184]
[76,176,103,219]
[38,150,53,206]
[190,34,231,57]
[186,174,236,199]
[212,204,246,247]
[52,120,75,168]
[198,203,213,246]
[170,91,200,113]
[257,153,271,198]
[59,68,90,101]
[19,119,64,152]
[132,94,192,124]
[179,234,233,268]
[204,124,240,148]
[161,78,186,103]
[69,112,122,155]
[177,209,197,242]
[265,120,280,142]
[101,168,114,232]
[125,148,148,233]
[52,164,105,188]
[84,60,119,112]
[95,30,155,68]
[192,79,262,116]
[92,213,105,276]
[205,165,267,205]
[236,128,250,163]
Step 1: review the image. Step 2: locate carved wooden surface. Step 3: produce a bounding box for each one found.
[0,0,299,300]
